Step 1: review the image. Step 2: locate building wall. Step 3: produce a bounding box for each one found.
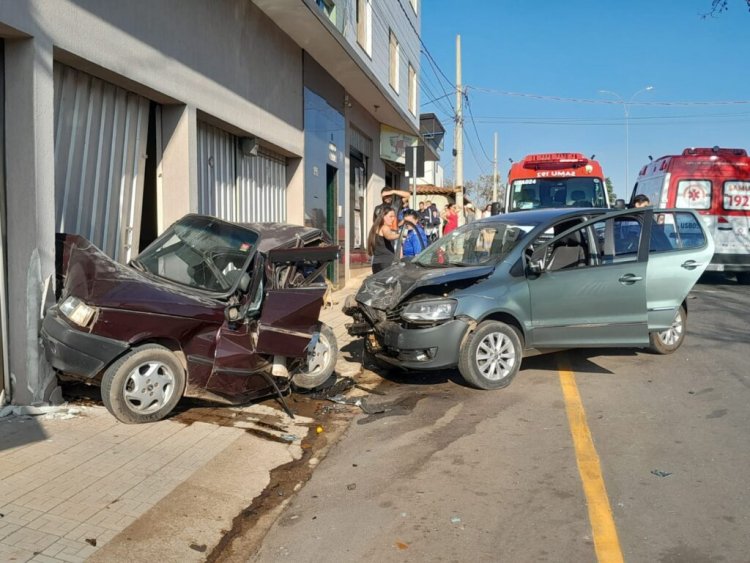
[0,0,305,403]
[338,0,420,129]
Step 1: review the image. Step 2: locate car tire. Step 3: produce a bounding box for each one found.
[101,344,185,424]
[648,305,687,355]
[736,272,750,285]
[291,324,338,391]
[458,320,523,390]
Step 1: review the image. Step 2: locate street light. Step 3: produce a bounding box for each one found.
[599,86,654,194]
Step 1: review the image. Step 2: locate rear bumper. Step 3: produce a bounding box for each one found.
[370,319,470,370]
[706,253,750,272]
[41,308,129,380]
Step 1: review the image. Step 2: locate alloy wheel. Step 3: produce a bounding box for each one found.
[122,361,176,414]
[658,312,684,346]
[476,331,517,381]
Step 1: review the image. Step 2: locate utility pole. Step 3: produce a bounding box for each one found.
[454,34,464,226]
[492,132,498,203]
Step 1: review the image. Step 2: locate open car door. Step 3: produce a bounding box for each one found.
[256,245,339,357]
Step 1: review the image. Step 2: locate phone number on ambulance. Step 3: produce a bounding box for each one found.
[724,194,750,210]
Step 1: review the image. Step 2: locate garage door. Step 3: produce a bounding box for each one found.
[198,122,287,223]
[53,64,149,262]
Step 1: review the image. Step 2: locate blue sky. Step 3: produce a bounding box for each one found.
[420,0,750,200]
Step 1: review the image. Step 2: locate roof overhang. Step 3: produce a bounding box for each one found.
[253,0,420,136]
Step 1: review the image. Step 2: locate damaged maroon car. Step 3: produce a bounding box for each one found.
[41,214,339,424]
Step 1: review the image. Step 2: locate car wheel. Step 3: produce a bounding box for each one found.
[458,320,523,390]
[736,272,750,285]
[648,306,687,355]
[101,344,185,424]
[291,324,338,390]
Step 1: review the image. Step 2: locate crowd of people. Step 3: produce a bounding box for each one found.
[366,186,477,273]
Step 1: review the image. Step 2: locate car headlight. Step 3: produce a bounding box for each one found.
[400,299,457,323]
[59,297,97,327]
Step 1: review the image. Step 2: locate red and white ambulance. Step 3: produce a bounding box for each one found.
[505,153,609,212]
[632,146,750,284]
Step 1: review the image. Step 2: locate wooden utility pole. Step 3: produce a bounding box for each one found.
[492,132,498,203]
[454,34,464,226]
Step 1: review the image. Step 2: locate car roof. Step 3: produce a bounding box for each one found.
[479,207,611,226]
[239,222,332,253]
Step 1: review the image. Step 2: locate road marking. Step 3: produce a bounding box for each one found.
[558,356,624,563]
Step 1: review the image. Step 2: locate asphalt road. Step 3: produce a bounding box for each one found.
[252,273,750,563]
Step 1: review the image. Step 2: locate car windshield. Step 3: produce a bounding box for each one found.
[413,222,533,268]
[135,216,260,293]
[509,177,607,211]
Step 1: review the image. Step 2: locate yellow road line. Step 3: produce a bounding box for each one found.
[558,356,624,563]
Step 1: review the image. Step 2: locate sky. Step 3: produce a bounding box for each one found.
[419,0,750,200]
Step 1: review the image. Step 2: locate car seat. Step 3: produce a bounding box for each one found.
[570,190,592,207]
[546,231,587,271]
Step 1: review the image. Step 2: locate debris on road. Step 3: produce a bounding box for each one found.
[346,483,357,491]
[650,469,673,478]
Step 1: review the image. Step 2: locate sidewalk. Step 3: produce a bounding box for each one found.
[0,271,369,562]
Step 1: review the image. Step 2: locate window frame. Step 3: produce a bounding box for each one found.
[389,29,400,93]
[675,179,712,210]
[723,180,750,211]
[356,0,372,57]
[407,63,417,115]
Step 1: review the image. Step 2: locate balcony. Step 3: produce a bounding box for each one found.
[253,0,419,135]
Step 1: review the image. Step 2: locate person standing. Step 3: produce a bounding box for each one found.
[373,186,411,230]
[402,210,430,257]
[442,202,459,236]
[367,206,399,274]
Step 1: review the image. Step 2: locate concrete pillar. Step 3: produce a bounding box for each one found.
[160,104,198,230]
[4,37,58,404]
[286,156,304,225]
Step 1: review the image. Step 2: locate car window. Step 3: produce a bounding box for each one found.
[592,216,642,265]
[723,181,750,211]
[675,180,711,210]
[650,211,707,252]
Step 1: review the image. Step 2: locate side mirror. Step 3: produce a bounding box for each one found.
[614,199,626,210]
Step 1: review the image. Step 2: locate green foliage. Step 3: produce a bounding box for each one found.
[605,177,618,203]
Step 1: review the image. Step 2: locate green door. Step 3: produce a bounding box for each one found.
[528,212,650,348]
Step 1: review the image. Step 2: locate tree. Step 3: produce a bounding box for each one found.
[464,174,505,208]
[703,0,750,17]
[605,177,618,204]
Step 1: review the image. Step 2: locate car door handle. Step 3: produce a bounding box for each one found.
[681,260,702,270]
[618,274,643,285]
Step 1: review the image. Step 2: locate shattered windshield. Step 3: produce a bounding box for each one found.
[414,222,533,268]
[135,216,259,293]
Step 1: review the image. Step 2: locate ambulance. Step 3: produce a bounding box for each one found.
[505,152,609,212]
[631,146,750,285]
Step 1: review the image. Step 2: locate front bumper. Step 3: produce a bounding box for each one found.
[371,319,470,370]
[41,308,129,380]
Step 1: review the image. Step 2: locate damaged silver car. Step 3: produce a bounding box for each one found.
[344,207,713,390]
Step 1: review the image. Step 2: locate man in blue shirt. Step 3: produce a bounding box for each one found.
[402,210,430,257]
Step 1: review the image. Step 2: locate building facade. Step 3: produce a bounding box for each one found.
[0,0,423,405]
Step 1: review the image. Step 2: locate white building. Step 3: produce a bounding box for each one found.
[0,0,425,405]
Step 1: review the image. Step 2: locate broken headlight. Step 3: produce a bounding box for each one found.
[59,296,97,327]
[400,299,457,323]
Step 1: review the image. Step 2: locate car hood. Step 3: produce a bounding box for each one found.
[62,237,225,321]
[356,262,495,311]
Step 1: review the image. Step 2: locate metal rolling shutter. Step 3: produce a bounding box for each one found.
[53,64,149,262]
[198,122,287,223]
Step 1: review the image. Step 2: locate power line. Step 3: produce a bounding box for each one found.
[464,91,493,164]
[467,86,750,107]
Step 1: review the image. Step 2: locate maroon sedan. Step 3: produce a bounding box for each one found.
[42,214,339,424]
